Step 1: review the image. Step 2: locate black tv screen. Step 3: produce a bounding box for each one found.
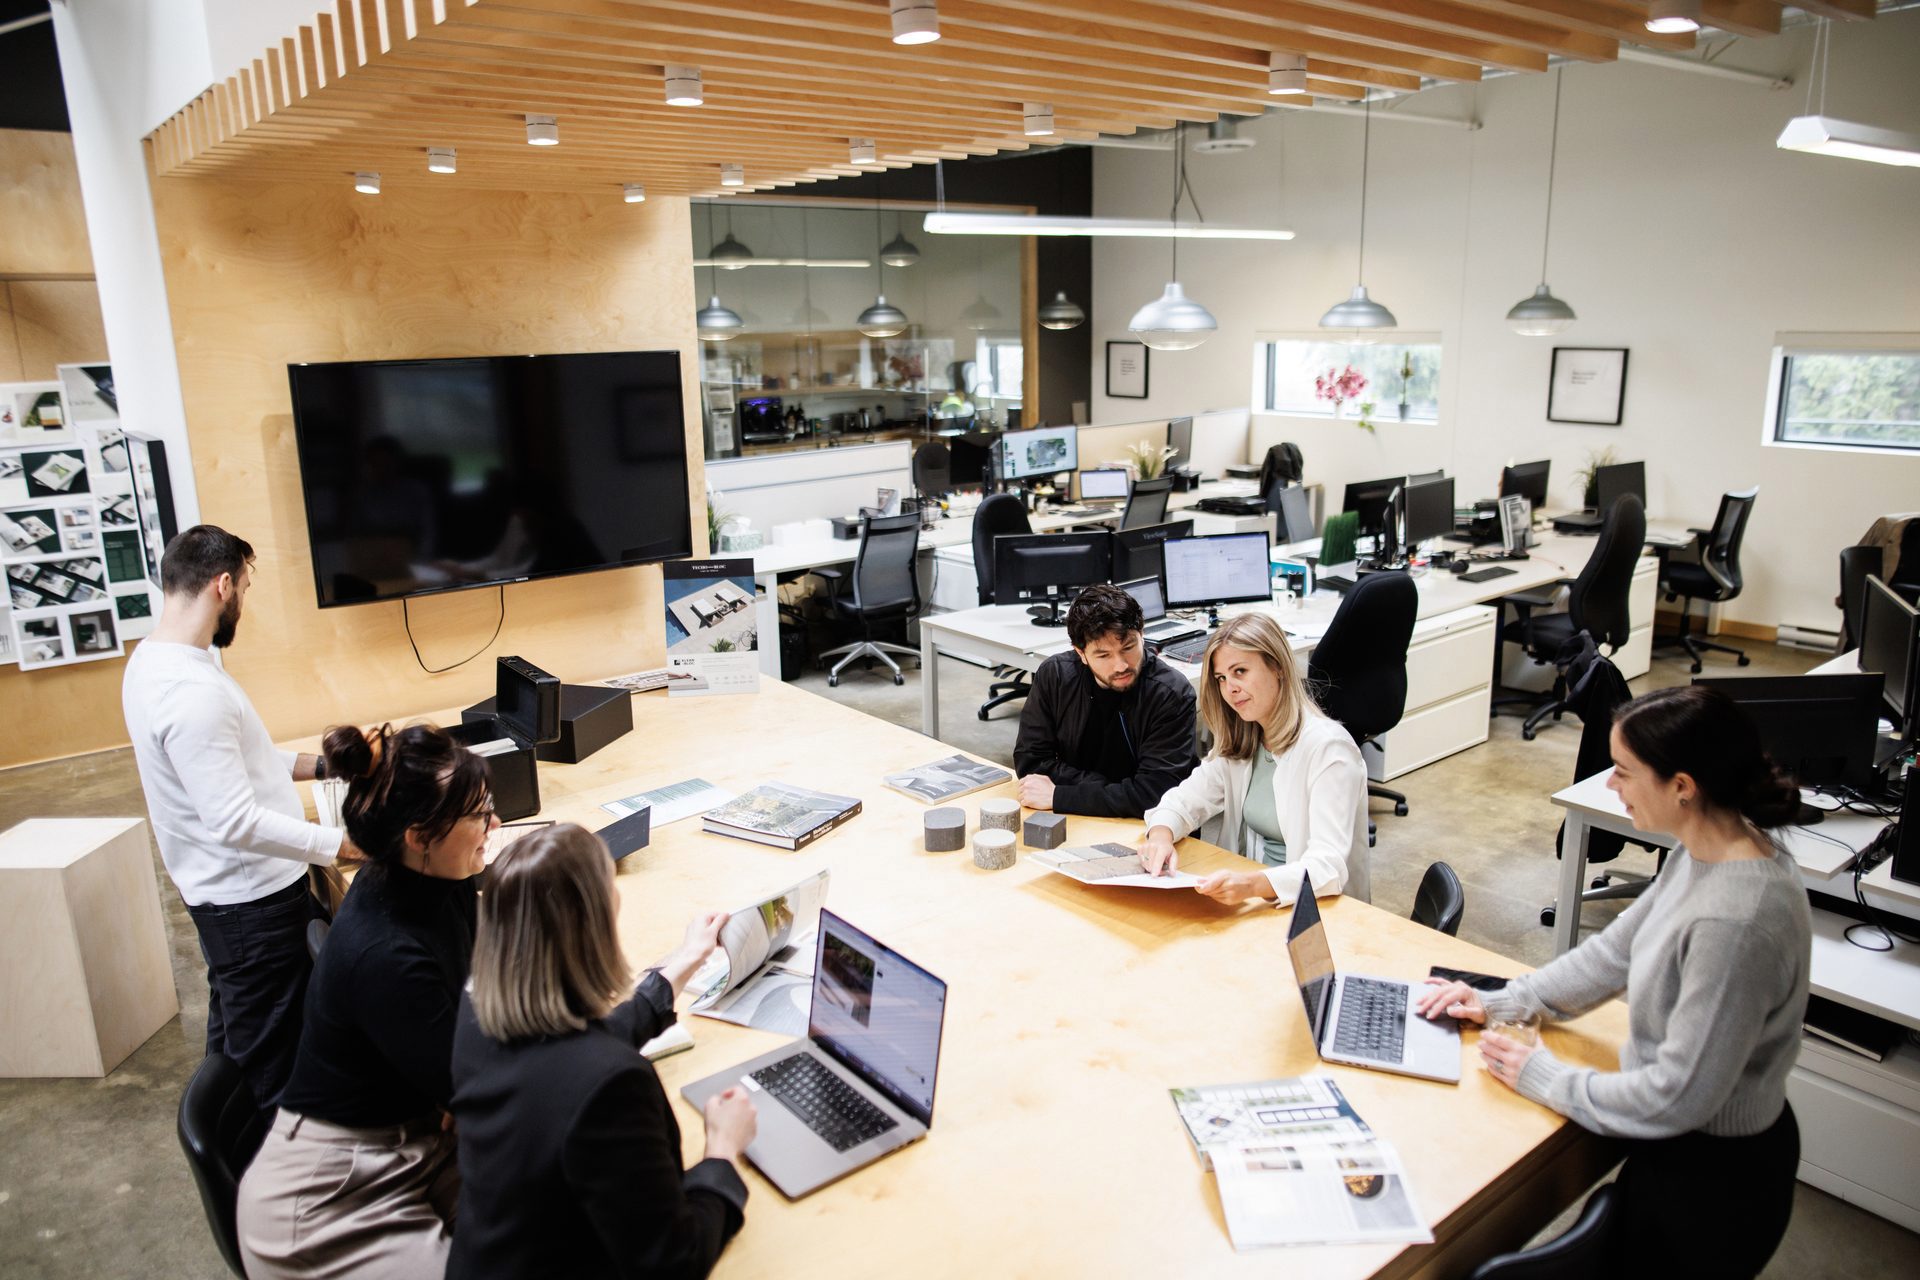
[287,352,693,608]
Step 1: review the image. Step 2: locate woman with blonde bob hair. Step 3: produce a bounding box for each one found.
[446,824,756,1280]
[1140,612,1370,907]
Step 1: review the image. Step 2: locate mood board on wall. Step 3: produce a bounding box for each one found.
[0,364,173,670]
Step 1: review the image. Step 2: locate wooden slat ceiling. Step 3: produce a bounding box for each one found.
[148,0,1875,198]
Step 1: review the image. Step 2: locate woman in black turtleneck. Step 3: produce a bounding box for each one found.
[237,722,496,1280]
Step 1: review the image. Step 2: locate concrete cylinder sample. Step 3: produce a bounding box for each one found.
[979,797,1021,833]
[972,828,1017,871]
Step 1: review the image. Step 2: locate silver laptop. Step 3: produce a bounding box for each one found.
[1078,466,1132,506]
[1285,881,1461,1084]
[681,910,948,1198]
[1117,575,1204,646]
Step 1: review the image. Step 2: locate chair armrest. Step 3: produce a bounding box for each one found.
[810,566,846,598]
[1505,587,1561,610]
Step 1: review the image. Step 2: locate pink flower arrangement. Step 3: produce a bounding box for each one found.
[1314,365,1368,410]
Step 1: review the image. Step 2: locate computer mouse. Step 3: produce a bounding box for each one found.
[1449,559,1469,574]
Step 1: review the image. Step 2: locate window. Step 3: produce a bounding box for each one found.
[978,338,1024,402]
[1770,348,1920,451]
[1262,339,1441,423]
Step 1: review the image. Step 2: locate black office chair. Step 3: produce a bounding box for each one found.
[1411,861,1465,937]
[818,512,923,687]
[1308,571,1418,819]
[1656,486,1756,673]
[1120,475,1174,531]
[1836,543,1885,654]
[304,917,330,962]
[178,1054,270,1278]
[972,493,1035,718]
[1256,441,1304,498]
[1493,494,1646,740]
[1467,1182,1620,1280]
[911,442,952,500]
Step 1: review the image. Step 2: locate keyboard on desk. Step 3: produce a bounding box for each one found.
[750,1053,897,1153]
[1330,976,1408,1063]
[1159,634,1213,666]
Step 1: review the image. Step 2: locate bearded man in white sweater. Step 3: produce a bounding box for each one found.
[123,525,360,1115]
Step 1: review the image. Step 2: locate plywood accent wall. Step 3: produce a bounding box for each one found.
[1,281,108,381]
[0,130,94,277]
[133,175,705,744]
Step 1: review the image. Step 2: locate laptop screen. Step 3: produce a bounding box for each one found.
[1080,467,1131,501]
[808,910,947,1127]
[1118,575,1167,623]
[1284,881,1337,1047]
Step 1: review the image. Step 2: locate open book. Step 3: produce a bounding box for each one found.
[1029,842,1200,889]
[882,754,1012,804]
[688,870,829,1036]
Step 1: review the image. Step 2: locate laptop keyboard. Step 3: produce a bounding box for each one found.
[1160,634,1212,665]
[751,1053,898,1153]
[1330,977,1408,1063]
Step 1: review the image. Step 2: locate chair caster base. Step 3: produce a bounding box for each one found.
[826,676,839,687]
[1394,802,1409,817]
[1737,654,1751,667]
[1522,726,1538,741]
[1689,661,1702,675]
[893,673,905,686]
[1540,906,1556,926]
[977,709,990,721]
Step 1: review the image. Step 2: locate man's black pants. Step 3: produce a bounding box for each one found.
[185,876,321,1114]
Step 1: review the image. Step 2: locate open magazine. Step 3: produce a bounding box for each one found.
[1171,1076,1431,1250]
[688,869,829,1036]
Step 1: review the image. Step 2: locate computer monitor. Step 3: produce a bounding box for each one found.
[1343,476,1405,540]
[1112,518,1194,586]
[1079,467,1131,502]
[1500,460,1551,512]
[1275,484,1315,545]
[1000,426,1078,481]
[948,435,991,488]
[993,530,1112,625]
[1693,673,1886,794]
[1164,531,1274,616]
[1407,470,1445,487]
[1404,476,1456,546]
[1859,575,1920,732]
[1166,417,1193,470]
[1595,460,1645,513]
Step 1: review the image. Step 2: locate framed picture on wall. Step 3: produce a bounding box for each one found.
[1106,341,1149,400]
[1547,347,1628,425]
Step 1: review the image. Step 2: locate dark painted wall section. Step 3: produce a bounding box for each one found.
[0,4,67,133]
[779,147,1092,427]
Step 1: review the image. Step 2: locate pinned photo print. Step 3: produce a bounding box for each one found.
[0,507,61,557]
[68,606,120,657]
[14,613,68,670]
[0,384,75,448]
[99,494,138,527]
[4,553,111,610]
[57,364,118,424]
[22,449,90,499]
[111,584,158,639]
[0,452,23,504]
[103,529,145,582]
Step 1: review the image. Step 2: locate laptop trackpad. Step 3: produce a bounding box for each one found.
[1403,1005,1462,1080]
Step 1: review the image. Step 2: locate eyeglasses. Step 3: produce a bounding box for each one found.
[465,797,498,822]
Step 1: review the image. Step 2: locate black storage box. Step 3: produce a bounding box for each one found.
[451,657,563,821]
[830,515,862,540]
[464,683,632,765]
[445,721,541,822]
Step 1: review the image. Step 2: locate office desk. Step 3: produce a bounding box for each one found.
[291,682,1628,1278]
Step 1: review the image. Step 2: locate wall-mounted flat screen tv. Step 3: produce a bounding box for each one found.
[287,351,693,608]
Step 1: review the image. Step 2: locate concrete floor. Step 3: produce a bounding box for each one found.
[3,635,1917,1278]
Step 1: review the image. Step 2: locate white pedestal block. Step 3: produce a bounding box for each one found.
[0,818,178,1077]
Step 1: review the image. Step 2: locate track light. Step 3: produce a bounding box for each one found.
[426,147,456,174]
[525,114,558,145]
[720,163,744,187]
[623,183,646,203]
[1644,0,1701,35]
[1023,104,1055,137]
[664,64,703,107]
[1269,53,1309,95]
[891,1,939,44]
[353,172,380,195]
[850,138,878,165]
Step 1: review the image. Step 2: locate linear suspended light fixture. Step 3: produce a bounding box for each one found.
[1320,102,1396,340]
[1268,53,1308,96]
[922,212,1292,240]
[664,64,702,107]
[1644,0,1701,35]
[426,147,456,174]
[1507,68,1577,337]
[891,0,939,45]
[524,114,558,145]
[1776,20,1920,169]
[692,257,870,269]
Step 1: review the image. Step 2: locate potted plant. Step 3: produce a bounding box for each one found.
[1571,447,1618,508]
[1314,365,1375,434]
[1122,440,1179,479]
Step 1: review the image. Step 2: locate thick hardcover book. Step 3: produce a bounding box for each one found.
[702,783,863,850]
[882,754,1012,804]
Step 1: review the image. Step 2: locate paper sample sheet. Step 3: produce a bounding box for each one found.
[1028,842,1201,889]
[601,777,736,827]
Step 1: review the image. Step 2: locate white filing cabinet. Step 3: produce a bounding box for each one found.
[1359,606,1496,782]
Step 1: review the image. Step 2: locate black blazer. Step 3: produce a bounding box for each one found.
[447,973,748,1280]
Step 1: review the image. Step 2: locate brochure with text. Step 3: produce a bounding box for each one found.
[662,558,759,696]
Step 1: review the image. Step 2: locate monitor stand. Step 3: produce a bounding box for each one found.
[1026,601,1069,628]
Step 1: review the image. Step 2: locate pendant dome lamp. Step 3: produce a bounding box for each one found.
[695,203,744,342]
[1506,69,1577,337]
[709,203,755,270]
[880,211,921,267]
[856,200,909,338]
[1128,122,1218,351]
[1319,101,1397,341]
[1037,290,1086,330]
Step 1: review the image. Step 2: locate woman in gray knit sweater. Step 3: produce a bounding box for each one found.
[1418,685,1810,1277]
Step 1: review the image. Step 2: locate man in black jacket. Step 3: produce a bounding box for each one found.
[1014,583,1199,818]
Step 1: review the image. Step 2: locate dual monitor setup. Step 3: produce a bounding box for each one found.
[992,522,1272,628]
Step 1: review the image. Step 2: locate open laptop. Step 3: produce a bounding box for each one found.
[1117,575,1204,647]
[1285,881,1461,1084]
[1078,467,1132,507]
[681,910,948,1198]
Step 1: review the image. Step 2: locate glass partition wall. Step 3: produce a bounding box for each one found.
[693,199,1032,460]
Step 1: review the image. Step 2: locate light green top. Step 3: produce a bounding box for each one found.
[1244,747,1289,867]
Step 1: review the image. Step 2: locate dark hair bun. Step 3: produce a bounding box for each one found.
[321,724,377,781]
[1741,760,1803,830]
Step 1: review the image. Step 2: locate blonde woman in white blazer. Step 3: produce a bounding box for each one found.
[1140,612,1370,908]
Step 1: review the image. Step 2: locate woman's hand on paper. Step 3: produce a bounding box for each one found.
[1139,826,1180,875]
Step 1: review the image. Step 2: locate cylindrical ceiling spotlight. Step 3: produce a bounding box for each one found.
[426,147,456,174]
[1037,291,1086,330]
[720,163,744,187]
[1269,53,1309,95]
[664,64,703,107]
[525,114,558,145]
[850,138,878,166]
[622,183,646,203]
[1644,0,1702,34]
[353,171,381,195]
[891,1,940,45]
[1023,103,1055,137]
